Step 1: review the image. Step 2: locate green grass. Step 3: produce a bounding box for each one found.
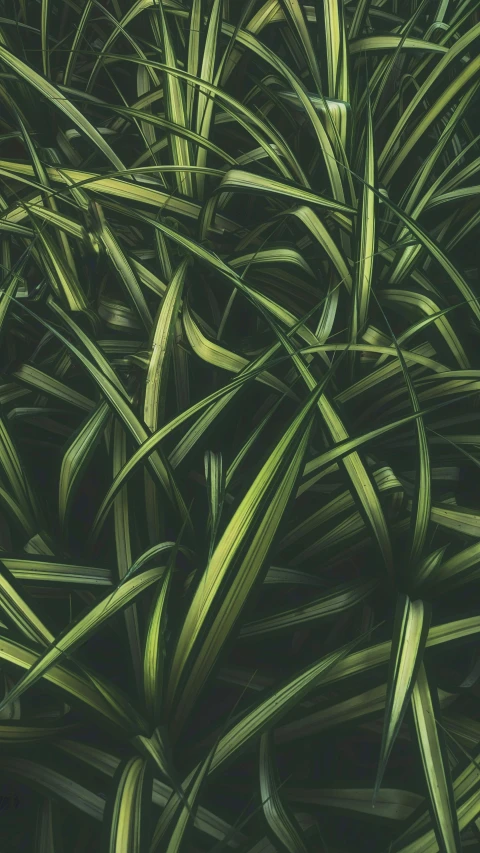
[0,0,480,850]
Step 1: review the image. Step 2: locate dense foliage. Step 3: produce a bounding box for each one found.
[1,0,480,851]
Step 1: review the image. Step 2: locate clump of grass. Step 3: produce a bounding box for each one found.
[0,1,479,851]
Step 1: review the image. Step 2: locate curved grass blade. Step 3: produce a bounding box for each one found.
[63,0,92,86]
[0,758,105,821]
[240,580,376,638]
[0,567,166,715]
[350,98,376,355]
[0,561,54,646]
[143,565,172,726]
[209,634,365,776]
[0,416,39,531]
[165,399,316,736]
[11,363,94,411]
[59,401,111,529]
[375,302,431,573]
[204,451,225,562]
[183,301,295,398]
[104,757,152,853]
[286,786,423,821]
[217,169,353,214]
[1,557,112,586]
[287,206,352,291]
[153,634,366,842]
[373,595,431,803]
[0,45,125,171]
[156,3,193,197]
[350,36,447,56]
[157,744,217,853]
[35,798,64,853]
[55,738,248,849]
[281,0,321,93]
[0,635,142,733]
[291,614,480,692]
[113,419,143,696]
[259,729,309,853]
[144,259,188,432]
[9,299,191,529]
[90,203,152,332]
[91,385,460,550]
[267,315,394,579]
[282,465,401,551]
[411,664,461,853]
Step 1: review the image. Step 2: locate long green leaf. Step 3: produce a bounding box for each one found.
[411,664,461,853]
[374,595,431,802]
